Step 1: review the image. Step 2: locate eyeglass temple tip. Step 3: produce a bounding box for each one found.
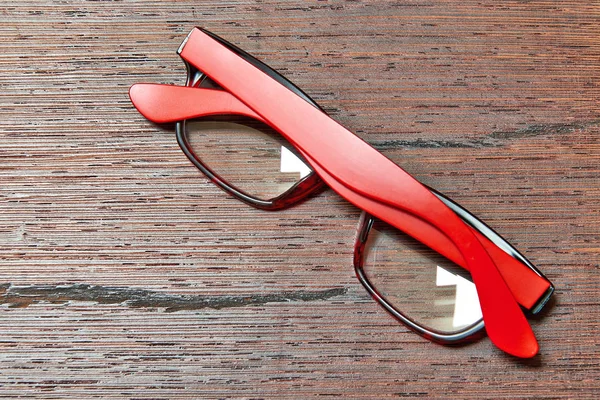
[130,83,264,124]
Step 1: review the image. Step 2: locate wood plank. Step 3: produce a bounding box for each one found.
[0,1,598,398]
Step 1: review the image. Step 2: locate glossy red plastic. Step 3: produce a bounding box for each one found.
[129,28,556,358]
[129,84,261,123]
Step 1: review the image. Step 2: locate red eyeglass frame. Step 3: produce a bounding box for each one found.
[176,66,553,344]
[129,28,555,358]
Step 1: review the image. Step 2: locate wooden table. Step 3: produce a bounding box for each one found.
[1,1,598,398]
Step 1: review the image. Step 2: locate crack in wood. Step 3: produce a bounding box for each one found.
[372,119,600,150]
[0,283,347,312]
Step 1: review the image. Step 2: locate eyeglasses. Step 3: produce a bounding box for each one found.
[129,28,554,358]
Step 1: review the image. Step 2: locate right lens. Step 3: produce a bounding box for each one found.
[358,215,483,335]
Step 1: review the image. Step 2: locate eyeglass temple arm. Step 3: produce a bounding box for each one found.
[129,82,551,314]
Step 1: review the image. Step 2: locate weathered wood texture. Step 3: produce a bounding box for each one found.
[1,1,599,398]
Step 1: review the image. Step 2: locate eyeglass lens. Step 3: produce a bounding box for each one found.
[183,116,312,201]
[362,217,483,334]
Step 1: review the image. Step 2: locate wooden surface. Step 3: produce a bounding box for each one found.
[1,1,599,398]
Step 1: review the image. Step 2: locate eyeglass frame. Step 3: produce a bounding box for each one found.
[130,30,553,356]
[169,33,554,343]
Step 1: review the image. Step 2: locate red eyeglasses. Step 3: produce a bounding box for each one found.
[129,28,554,358]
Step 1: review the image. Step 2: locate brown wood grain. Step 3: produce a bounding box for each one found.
[0,0,599,398]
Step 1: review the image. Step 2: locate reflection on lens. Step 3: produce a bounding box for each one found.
[184,117,312,201]
[362,218,482,334]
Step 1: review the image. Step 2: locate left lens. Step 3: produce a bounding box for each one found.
[356,214,483,335]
